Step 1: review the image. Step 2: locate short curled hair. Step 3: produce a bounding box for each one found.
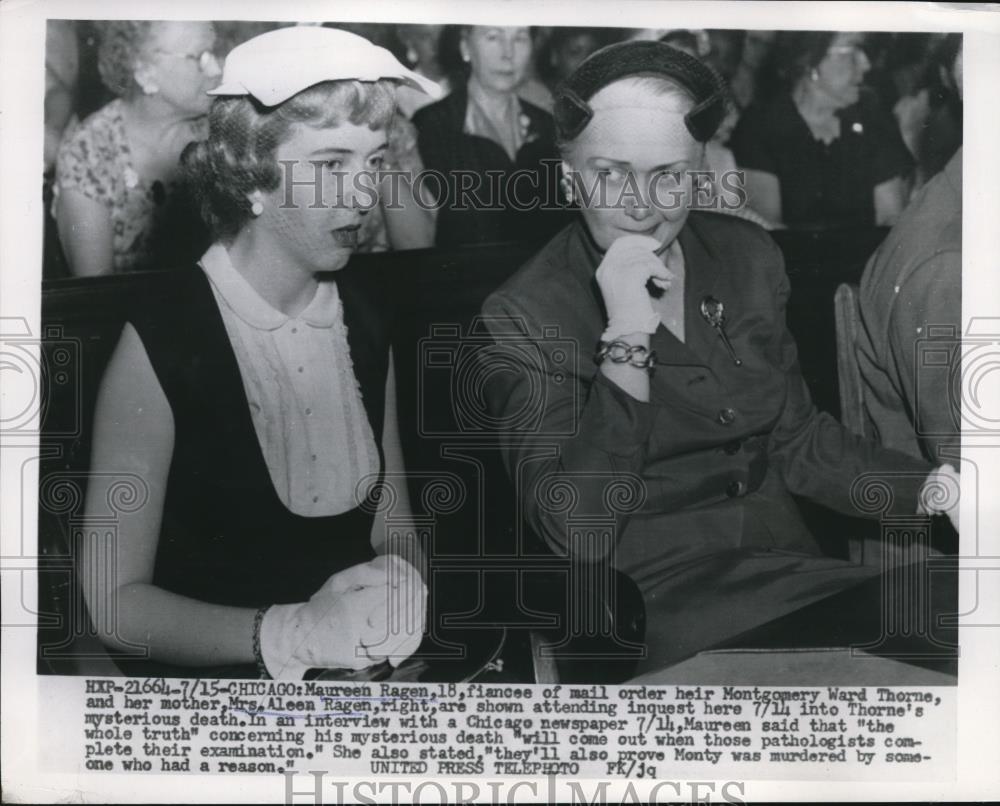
[95,20,156,98]
[182,79,396,242]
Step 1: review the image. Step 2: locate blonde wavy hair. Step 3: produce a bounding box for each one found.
[182,79,397,241]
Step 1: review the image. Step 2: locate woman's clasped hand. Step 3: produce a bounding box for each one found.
[260,555,427,680]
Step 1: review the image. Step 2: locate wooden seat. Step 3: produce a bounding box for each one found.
[833,282,873,441]
[834,282,883,567]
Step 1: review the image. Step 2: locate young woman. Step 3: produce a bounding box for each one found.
[80,26,438,679]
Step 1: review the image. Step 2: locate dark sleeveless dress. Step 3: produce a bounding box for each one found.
[112,264,391,675]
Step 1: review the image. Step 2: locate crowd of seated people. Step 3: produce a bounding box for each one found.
[44,22,962,276]
[39,23,963,682]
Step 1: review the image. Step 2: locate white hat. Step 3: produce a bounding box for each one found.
[208,25,442,107]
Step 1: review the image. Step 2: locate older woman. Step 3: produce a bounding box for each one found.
[412,25,570,247]
[481,41,956,677]
[80,27,435,678]
[54,21,221,275]
[730,31,913,229]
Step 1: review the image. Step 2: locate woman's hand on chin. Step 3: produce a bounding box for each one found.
[596,234,674,341]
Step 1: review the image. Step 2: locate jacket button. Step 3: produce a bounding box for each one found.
[723,440,742,455]
[717,407,737,425]
[726,480,745,498]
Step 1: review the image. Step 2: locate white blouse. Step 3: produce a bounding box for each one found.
[199,244,380,517]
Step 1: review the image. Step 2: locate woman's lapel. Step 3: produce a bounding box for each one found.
[648,214,730,402]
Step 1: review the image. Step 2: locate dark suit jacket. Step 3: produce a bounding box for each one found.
[412,83,572,247]
[481,213,933,588]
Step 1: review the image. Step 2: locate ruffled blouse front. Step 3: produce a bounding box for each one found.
[200,243,380,517]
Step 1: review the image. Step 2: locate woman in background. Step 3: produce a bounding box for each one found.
[885,33,963,188]
[395,24,451,119]
[731,31,912,229]
[541,27,610,91]
[43,20,81,279]
[54,21,221,275]
[413,25,569,247]
[355,111,438,252]
[659,31,771,228]
[45,21,80,177]
[80,27,433,678]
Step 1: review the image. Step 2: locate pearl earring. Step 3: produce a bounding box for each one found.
[251,200,264,217]
[810,68,820,81]
[406,46,418,65]
[560,174,575,205]
[135,68,158,95]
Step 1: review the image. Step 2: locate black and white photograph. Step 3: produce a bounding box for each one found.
[3,1,999,802]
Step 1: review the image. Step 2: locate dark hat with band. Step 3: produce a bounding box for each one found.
[553,40,728,143]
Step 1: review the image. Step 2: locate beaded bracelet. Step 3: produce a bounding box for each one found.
[252,605,271,680]
[595,340,658,374]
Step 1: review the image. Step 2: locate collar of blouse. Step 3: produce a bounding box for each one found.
[199,243,340,331]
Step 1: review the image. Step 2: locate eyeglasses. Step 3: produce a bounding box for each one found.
[154,49,220,73]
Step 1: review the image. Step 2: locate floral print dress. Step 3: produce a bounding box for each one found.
[53,99,206,273]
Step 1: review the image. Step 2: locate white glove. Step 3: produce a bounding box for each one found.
[595,234,675,341]
[260,562,392,680]
[362,554,427,668]
[917,463,960,533]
